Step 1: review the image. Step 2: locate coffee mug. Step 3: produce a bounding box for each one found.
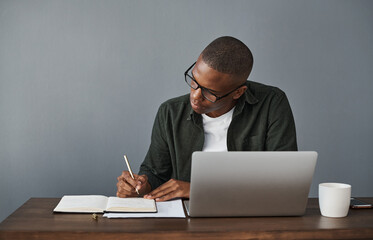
[319,183,351,218]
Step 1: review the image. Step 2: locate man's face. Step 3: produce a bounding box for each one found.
[189,57,245,118]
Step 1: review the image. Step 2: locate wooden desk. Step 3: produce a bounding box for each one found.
[1,198,373,240]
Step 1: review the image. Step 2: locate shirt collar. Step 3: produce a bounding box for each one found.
[243,81,259,105]
[187,81,259,121]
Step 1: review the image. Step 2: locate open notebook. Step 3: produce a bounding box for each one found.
[53,195,157,213]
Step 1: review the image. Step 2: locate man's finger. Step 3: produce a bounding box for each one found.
[155,191,178,202]
[122,172,138,188]
[136,175,147,185]
[118,181,137,192]
[135,175,145,190]
[145,182,174,199]
[116,191,133,198]
[145,184,169,197]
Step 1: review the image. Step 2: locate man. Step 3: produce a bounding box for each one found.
[116,36,297,201]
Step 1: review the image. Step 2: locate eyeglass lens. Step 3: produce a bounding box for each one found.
[185,74,217,102]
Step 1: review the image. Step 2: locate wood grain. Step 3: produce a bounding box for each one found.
[1,198,373,239]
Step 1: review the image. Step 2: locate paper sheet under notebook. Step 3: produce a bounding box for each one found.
[103,199,186,218]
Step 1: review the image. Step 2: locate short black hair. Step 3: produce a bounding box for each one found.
[201,36,253,79]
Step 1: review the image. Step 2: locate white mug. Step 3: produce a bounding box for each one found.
[319,183,351,218]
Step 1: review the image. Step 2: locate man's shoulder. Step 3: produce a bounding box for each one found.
[160,94,189,107]
[246,80,286,101]
[157,94,190,114]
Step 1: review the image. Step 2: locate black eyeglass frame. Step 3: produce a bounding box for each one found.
[184,62,246,103]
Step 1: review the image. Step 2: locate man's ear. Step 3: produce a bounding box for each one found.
[232,86,247,100]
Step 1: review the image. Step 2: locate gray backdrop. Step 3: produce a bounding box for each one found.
[1,0,372,222]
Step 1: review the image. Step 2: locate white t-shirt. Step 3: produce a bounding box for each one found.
[202,107,235,152]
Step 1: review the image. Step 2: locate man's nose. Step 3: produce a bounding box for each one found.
[191,87,203,101]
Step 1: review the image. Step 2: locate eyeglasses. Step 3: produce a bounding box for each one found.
[184,62,246,103]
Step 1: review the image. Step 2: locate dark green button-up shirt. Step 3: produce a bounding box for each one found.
[139,81,297,190]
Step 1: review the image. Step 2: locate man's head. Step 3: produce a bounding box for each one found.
[187,36,253,117]
[201,36,253,82]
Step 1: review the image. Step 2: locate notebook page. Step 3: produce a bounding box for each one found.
[104,199,185,218]
[53,195,108,213]
[106,197,156,212]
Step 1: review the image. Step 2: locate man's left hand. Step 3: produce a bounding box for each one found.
[144,179,190,202]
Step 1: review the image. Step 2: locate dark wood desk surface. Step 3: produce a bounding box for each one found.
[1,198,373,240]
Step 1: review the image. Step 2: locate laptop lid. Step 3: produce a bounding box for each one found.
[188,151,317,217]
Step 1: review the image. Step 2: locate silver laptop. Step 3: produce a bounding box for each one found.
[185,151,317,217]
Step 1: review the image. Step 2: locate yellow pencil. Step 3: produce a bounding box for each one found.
[123,155,140,195]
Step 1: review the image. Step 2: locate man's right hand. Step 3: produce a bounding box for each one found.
[116,171,152,198]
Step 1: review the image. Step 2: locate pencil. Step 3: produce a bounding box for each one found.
[123,155,140,195]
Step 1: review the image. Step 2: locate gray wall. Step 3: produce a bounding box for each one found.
[1,0,372,222]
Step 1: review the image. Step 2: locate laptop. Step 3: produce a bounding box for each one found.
[184,151,317,217]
